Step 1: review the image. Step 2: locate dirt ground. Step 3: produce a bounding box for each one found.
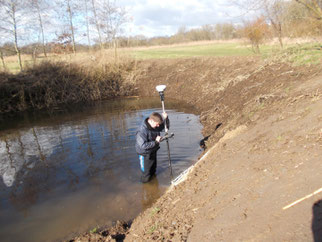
[72,56,322,241]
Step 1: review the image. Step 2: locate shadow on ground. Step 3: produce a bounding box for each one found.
[312,199,322,242]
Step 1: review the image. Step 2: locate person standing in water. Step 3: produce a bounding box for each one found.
[135,112,169,183]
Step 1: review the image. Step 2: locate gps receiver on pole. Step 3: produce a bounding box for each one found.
[156,84,173,176]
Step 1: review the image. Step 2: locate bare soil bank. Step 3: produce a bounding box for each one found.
[136,57,321,148]
[67,57,322,241]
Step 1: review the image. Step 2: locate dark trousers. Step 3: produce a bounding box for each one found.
[139,152,157,183]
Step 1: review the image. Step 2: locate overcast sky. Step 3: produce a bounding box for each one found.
[118,0,244,37]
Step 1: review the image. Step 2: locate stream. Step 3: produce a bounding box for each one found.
[0,97,203,242]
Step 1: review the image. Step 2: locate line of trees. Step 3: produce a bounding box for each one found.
[120,0,321,49]
[113,23,239,48]
[233,0,322,52]
[0,0,127,71]
[0,0,321,71]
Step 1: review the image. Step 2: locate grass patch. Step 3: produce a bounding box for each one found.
[150,206,160,216]
[4,61,21,73]
[148,223,159,234]
[130,43,256,59]
[89,227,99,234]
[287,44,322,65]
[263,43,322,66]
[130,41,322,63]
[3,41,320,73]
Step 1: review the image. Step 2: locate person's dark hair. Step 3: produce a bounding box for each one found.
[149,112,163,124]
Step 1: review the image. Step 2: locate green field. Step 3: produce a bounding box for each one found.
[130,43,257,59]
[2,41,321,73]
[130,42,322,65]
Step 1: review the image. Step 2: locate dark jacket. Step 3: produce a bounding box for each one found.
[135,117,169,155]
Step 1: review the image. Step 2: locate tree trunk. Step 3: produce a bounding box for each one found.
[91,0,103,51]
[277,29,283,49]
[36,1,47,57]
[0,50,7,71]
[32,46,38,65]
[84,0,91,49]
[67,0,76,54]
[270,18,283,48]
[11,1,23,71]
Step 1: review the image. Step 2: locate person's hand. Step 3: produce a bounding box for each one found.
[162,112,168,119]
[156,136,161,143]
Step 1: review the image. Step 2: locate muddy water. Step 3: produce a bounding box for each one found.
[0,97,203,242]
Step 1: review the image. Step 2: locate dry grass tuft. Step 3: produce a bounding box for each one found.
[0,57,138,113]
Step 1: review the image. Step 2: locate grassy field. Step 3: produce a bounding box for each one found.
[130,41,322,62]
[1,40,321,73]
[1,42,259,73]
[130,42,257,59]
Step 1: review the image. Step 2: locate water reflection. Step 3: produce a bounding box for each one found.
[0,97,202,242]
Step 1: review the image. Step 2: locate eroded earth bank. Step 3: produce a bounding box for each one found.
[73,56,322,241]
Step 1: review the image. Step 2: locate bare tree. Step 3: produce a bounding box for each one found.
[98,0,127,61]
[230,0,287,48]
[54,0,78,54]
[295,0,322,20]
[91,0,103,50]
[66,0,76,54]
[84,0,91,48]
[0,0,25,71]
[173,26,188,43]
[283,0,322,36]
[29,0,48,57]
[89,0,127,51]
[99,0,127,44]
[215,23,237,39]
[264,0,286,48]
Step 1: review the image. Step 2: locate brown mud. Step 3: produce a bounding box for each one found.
[72,56,322,241]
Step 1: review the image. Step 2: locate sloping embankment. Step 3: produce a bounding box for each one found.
[135,56,321,147]
[126,72,322,241]
[71,56,322,241]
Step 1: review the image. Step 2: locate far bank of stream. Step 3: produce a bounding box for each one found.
[0,97,203,242]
